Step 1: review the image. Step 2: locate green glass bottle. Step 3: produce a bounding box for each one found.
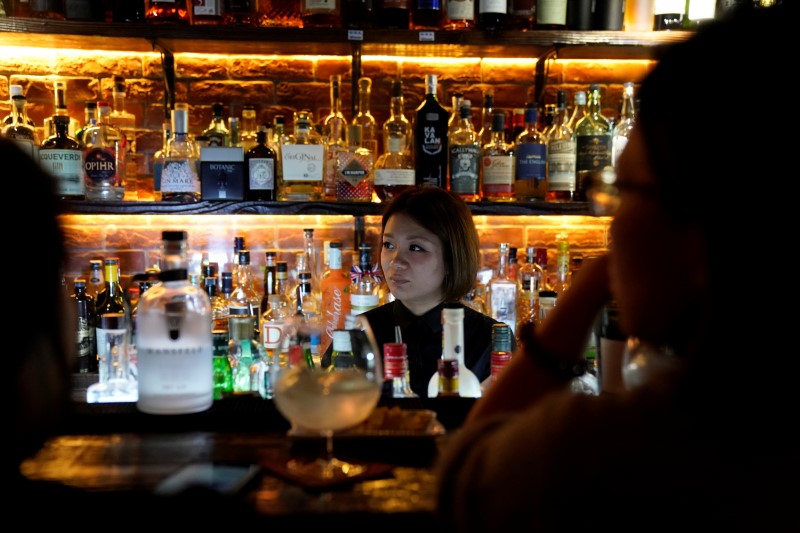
[574,84,612,202]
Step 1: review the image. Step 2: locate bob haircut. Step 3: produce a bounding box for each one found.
[380,186,480,302]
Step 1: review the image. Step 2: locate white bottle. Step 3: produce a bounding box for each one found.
[136,230,214,414]
[427,304,483,398]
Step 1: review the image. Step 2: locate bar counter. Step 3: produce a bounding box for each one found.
[21,375,476,528]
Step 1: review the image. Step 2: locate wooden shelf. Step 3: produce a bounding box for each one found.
[61,199,593,216]
[0,18,691,59]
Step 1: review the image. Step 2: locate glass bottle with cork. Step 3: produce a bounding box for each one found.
[375,79,415,201]
[278,110,325,201]
[161,103,201,202]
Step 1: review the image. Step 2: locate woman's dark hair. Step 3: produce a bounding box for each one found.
[381,186,480,301]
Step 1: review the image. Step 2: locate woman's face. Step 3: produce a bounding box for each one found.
[381,212,446,316]
[609,126,706,343]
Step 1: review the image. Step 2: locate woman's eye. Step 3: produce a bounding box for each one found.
[382,241,394,250]
[409,244,424,252]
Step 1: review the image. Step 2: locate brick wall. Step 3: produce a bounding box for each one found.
[3,49,635,289]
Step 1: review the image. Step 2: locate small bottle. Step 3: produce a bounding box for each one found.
[414,74,449,189]
[161,104,201,202]
[481,111,515,202]
[244,124,277,200]
[39,114,85,199]
[144,0,192,23]
[375,79,415,201]
[384,342,418,398]
[350,242,381,315]
[574,84,612,202]
[71,278,98,373]
[202,102,231,147]
[352,77,379,156]
[546,89,577,202]
[490,322,513,384]
[192,0,224,24]
[514,104,547,201]
[486,242,518,336]
[278,110,325,201]
[335,124,374,202]
[136,230,214,415]
[448,100,481,202]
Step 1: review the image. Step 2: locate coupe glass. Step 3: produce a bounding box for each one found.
[270,314,383,480]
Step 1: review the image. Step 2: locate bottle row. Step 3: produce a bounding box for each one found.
[1,0,768,32]
[3,71,633,205]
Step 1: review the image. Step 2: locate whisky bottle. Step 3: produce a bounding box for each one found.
[414,74,449,189]
[481,111,515,201]
[353,77,379,156]
[223,0,257,25]
[323,74,348,200]
[301,0,341,27]
[612,81,636,167]
[161,104,201,202]
[2,92,39,159]
[547,89,577,202]
[375,0,410,28]
[514,104,547,201]
[478,0,507,31]
[202,102,231,147]
[486,242,518,336]
[574,84,612,202]
[83,101,126,201]
[447,92,464,139]
[71,278,98,373]
[449,100,481,202]
[442,0,475,29]
[320,240,351,354]
[350,242,381,315]
[336,124,374,202]
[39,114,85,199]
[375,79,414,201]
[145,0,192,23]
[410,0,443,28]
[136,230,214,415]
[279,110,325,200]
[192,0,223,24]
[229,249,261,335]
[244,125,277,200]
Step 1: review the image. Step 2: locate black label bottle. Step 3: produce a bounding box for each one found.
[414,74,448,189]
[71,278,98,373]
[244,125,277,200]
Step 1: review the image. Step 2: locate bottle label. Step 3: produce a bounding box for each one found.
[537,0,567,24]
[375,168,415,186]
[449,145,480,194]
[248,158,275,190]
[84,146,122,186]
[482,155,514,184]
[40,149,85,195]
[448,0,474,19]
[515,143,547,181]
[161,159,201,193]
[350,293,379,314]
[281,144,324,182]
[421,124,443,156]
[547,138,577,191]
[576,134,612,174]
[479,0,505,13]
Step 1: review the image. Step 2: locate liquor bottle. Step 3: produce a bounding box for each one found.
[75,100,97,145]
[205,275,228,331]
[39,114,85,199]
[652,0,684,29]
[508,246,519,281]
[30,0,65,18]
[2,92,39,159]
[546,89,576,202]
[322,75,347,200]
[574,84,612,202]
[375,0,410,27]
[507,0,534,29]
[375,79,415,201]
[294,270,321,321]
[256,0,302,26]
[227,305,258,393]
[352,77,379,156]
[514,104,547,201]
[239,105,258,151]
[192,0,223,24]
[489,322,512,384]
[229,249,261,336]
[342,0,373,26]
[612,81,636,167]
[410,0,443,28]
[83,101,126,201]
[71,278,98,373]
[442,0,475,29]
[136,230,214,415]
[244,124,277,201]
[592,0,625,29]
[228,116,240,148]
[211,303,233,400]
[275,260,294,305]
[447,92,463,139]
[144,0,192,23]
[478,92,494,147]
[278,110,325,200]
[161,104,201,202]
[2,86,35,126]
[536,0,568,28]
[261,293,291,358]
[486,242,518,335]
[478,0,507,31]
[516,245,543,331]
[202,102,231,147]
[624,0,655,30]
[223,0,256,25]
[86,258,105,300]
[481,111,515,202]
[414,74,449,189]
[383,342,418,397]
[350,242,380,315]
[320,240,351,354]
[109,75,136,153]
[301,0,340,27]
[448,100,481,202]
[95,257,132,383]
[566,90,587,132]
[551,234,571,296]
[43,80,81,138]
[336,124,374,202]
[427,303,482,397]
[259,249,278,317]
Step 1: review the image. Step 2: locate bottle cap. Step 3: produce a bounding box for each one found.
[384,342,407,357]
[332,329,352,352]
[276,261,288,273]
[162,230,187,242]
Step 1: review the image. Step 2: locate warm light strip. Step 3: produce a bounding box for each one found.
[0,45,159,59]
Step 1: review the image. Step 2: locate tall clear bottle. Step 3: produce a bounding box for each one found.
[486,242,518,336]
[83,101,125,200]
[566,90,587,133]
[516,245,544,332]
[481,111,515,201]
[513,104,547,201]
[109,75,136,154]
[161,104,201,202]
[547,89,577,202]
[278,110,324,200]
[448,99,481,202]
[574,84,612,202]
[375,79,415,201]
[414,74,449,189]
[136,230,214,415]
[612,81,636,167]
[352,76,379,156]
[323,74,348,200]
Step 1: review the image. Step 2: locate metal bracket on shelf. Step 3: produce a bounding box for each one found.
[151,40,176,120]
[351,41,362,116]
[533,45,561,110]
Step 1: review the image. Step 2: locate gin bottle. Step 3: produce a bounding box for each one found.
[414,74,449,189]
[161,104,201,202]
[43,80,81,138]
[244,125,277,200]
[83,101,126,201]
[574,84,612,202]
[350,242,381,315]
[39,114,85,199]
[278,110,324,200]
[136,230,214,415]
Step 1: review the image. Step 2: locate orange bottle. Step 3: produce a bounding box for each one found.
[320,240,351,353]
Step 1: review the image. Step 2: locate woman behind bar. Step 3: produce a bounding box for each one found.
[362,186,510,397]
[436,3,800,531]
